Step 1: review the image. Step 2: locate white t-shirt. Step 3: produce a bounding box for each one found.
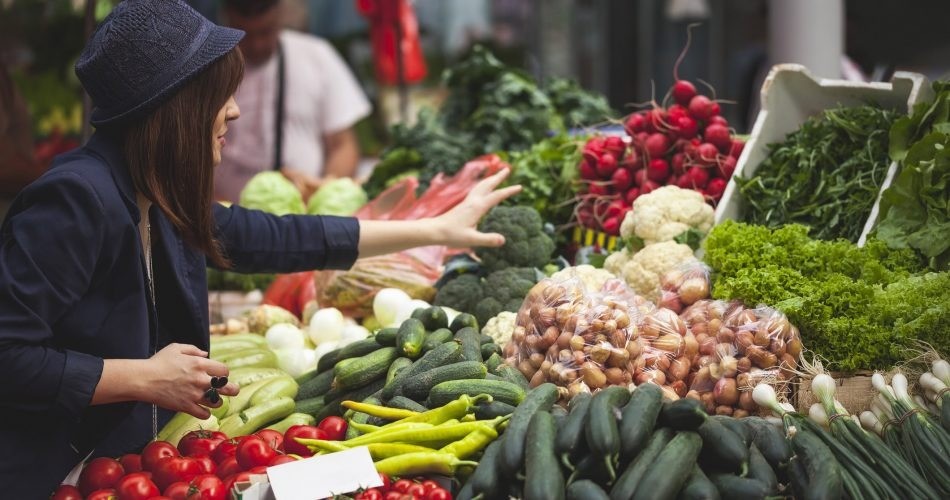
[215,30,372,202]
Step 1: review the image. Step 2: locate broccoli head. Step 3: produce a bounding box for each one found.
[477,206,555,272]
[473,268,538,325]
[434,273,484,313]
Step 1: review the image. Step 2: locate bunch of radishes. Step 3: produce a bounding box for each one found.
[576,80,744,236]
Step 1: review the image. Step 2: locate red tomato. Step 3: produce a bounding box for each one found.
[246,466,268,475]
[384,492,404,500]
[221,471,252,495]
[163,481,191,500]
[186,474,226,500]
[214,456,242,479]
[142,441,179,471]
[282,425,325,456]
[268,454,297,466]
[119,454,143,474]
[317,416,348,441]
[152,497,173,500]
[355,489,384,500]
[210,438,239,464]
[85,489,116,500]
[114,472,160,500]
[426,488,451,500]
[193,455,216,475]
[254,429,284,451]
[420,480,440,494]
[407,483,427,497]
[377,473,392,492]
[50,484,82,500]
[392,479,414,493]
[236,436,277,469]
[78,457,126,495]
[152,457,202,491]
[178,430,227,457]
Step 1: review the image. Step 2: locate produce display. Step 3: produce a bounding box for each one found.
[736,105,898,242]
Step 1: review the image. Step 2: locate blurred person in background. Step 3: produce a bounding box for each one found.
[215,0,371,202]
[0,63,42,219]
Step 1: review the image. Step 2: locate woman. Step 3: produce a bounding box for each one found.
[0,1,518,495]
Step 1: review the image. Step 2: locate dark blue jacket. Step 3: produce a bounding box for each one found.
[0,133,360,496]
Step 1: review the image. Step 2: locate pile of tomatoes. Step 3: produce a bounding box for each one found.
[353,475,452,500]
[50,416,348,500]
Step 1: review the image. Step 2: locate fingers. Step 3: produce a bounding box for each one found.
[468,231,506,248]
[218,382,240,397]
[486,185,522,207]
[176,344,208,357]
[473,167,512,194]
[185,403,212,420]
[200,358,230,377]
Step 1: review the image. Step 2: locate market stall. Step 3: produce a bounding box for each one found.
[53,45,948,500]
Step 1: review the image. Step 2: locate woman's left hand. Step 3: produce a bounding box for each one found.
[431,168,521,248]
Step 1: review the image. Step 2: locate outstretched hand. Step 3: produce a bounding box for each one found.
[431,168,522,248]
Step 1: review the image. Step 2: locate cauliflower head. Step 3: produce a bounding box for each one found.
[482,311,517,346]
[551,265,616,292]
[619,241,697,299]
[623,186,715,245]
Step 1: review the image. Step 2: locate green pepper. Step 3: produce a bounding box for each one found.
[347,420,382,434]
[343,416,507,448]
[373,451,479,476]
[342,400,419,421]
[439,426,499,459]
[395,394,492,425]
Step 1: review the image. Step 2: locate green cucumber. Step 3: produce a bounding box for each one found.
[455,327,482,362]
[413,306,449,331]
[385,357,414,385]
[296,369,335,400]
[485,353,503,373]
[660,398,707,431]
[677,466,721,500]
[748,419,792,471]
[315,378,386,422]
[609,427,675,500]
[524,411,564,500]
[479,334,494,345]
[485,373,505,382]
[569,454,611,485]
[337,338,384,360]
[789,426,843,500]
[249,375,299,406]
[481,342,502,360]
[494,364,529,390]
[402,361,488,401]
[293,368,321,386]
[450,313,479,333]
[474,400,516,420]
[395,318,426,359]
[632,431,703,500]
[265,412,316,434]
[333,346,399,390]
[556,392,592,466]
[427,379,526,408]
[586,386,631,480]
[387,396,428,413]
[619,383,663,458]
[708,474,770,500]
[374,327,399,346]
[697,418,749,475]
[228,367,285,387]
[294,396,326,417]
[422,328,454,352]
[219,396,295,437]
[711,415,753,448]
[467,436,504,498]
[383,341,462,400]
[747,444,778,494]
[317,346,345,373]
[567,480,610,500]
[500,383,558,475]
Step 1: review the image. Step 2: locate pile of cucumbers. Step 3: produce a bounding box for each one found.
[294,306,529,425]
[460,383,797,500]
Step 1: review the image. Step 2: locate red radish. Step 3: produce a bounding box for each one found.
[696,143,719,165]
[611,168,633,191]
[578,206,595,228]
[683,138,701,157]
[624,113,648,134]
[671,153,687,175]
[688,95,717,121]
[602,216,621,236]
[620,148,640,169]
[634,131,650,147]
[605,200,626,219]
[673,80,698,106]
[668,175,679,186]
[682,166,711,189]
[674,115,699,139]
[706,177,727,199]
[704,124,731,152]
[596,153,619,178]
[634,169,649,187]
[582,137,604,164]
[647,159,671,183]
[604,136,626,155]
[728,139,745,158]
[647,108,667,132]
[708,115,729,127]
[579,161,598,181]
[710,101,721,116]
[644,133,671,158]
[589,183,610,196]
[717,155,737,179]
[640,180,660,195]
[625,187,641,205]
[667,104,688,121]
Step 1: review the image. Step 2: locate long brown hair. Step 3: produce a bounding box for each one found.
[121,49,244,268]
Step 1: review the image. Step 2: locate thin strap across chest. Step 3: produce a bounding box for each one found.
[272,41,285,171]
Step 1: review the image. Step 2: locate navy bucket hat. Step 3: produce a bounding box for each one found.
[75,0,244,126]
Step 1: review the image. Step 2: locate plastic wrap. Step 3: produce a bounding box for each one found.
[656,261,712,313]
[683,301,802,417]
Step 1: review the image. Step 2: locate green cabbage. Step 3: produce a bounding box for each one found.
[239,172,305,215]
[307,178,368,216]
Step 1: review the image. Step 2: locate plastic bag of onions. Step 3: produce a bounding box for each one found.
[656,261,712,313]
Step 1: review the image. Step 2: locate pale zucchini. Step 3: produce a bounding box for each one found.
[249,375,299,406]
[219,396,296,437]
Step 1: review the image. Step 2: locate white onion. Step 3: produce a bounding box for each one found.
[809,403,829,427]
[265,323,305,350]
[309,308,345,345]
[373,288,412,327]
[275,348,316,378]
[932,359,950,386]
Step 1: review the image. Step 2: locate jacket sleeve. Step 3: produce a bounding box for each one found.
[0,172,107,419]
[213,203,360,273]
